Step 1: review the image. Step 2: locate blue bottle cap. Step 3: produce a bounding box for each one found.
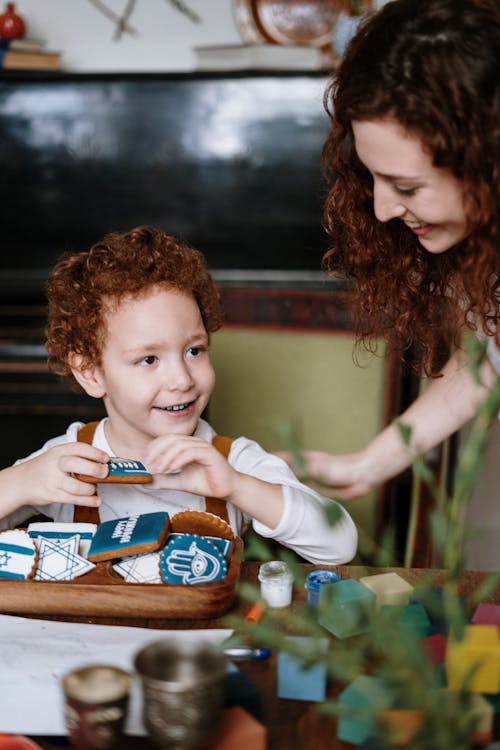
[305,570,341,592]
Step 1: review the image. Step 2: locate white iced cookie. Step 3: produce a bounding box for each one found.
[0,529,37,579]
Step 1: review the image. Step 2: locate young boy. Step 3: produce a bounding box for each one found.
[0,227,357,564]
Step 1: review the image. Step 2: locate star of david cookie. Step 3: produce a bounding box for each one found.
[28,521,97,557]
[0,529,37,580]
[33,535,95,581]
[112,551,162,584]
[159,534,227,585]
[76,458,152,485]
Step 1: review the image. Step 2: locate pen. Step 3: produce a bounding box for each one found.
[224,646,271,661]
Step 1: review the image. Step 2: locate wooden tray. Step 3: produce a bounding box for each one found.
[0,537,243,619]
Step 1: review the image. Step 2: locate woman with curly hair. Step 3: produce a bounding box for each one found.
[283,0,500,499]
[0,226,357,565]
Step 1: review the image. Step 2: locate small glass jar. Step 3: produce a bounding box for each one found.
[305,570,341,609]
[258,560,294,608]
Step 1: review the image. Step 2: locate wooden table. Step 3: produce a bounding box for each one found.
[23,563,500,750]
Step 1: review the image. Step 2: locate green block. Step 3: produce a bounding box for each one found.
[338,675,394,745]
[381,603,430,639]
[318,579,376,639]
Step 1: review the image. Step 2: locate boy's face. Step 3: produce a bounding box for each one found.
[87,286,215,455]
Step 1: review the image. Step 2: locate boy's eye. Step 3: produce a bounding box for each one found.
[187,346,203,358]
[139,355,157,366]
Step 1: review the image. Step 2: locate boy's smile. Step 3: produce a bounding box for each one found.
[87,286,215,457]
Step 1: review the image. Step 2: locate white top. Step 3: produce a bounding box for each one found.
[487,336,500,374]
[4,418,358,565]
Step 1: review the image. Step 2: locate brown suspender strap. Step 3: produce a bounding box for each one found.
[73,422,101,525]
[73,423,232,525]
[205,435,232,523]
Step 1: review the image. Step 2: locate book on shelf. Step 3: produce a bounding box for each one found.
[6,37,46,52]
[194,43,330,71]
[0,48,61,71]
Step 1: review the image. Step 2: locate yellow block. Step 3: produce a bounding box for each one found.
[445,625,500,694]
[359,572,414,608]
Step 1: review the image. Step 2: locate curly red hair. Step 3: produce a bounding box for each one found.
[46,226,223,390]
[323,0,500,374]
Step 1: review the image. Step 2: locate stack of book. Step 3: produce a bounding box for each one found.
[194,43,331,72]
[0,37,61,71]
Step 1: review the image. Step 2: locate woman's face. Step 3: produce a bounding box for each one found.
[352,118,468,254]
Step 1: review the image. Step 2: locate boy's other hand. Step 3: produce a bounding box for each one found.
[143,435,237,499]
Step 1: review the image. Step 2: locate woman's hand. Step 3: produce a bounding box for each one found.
[275,449,374,499]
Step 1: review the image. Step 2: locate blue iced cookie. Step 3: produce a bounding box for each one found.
[88,512,170,562]
[166,532,233,560]
[77,457,152,485]
[160,534,227,585]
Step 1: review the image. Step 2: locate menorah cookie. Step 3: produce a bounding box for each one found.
[0,529,37,580]
[87,512,170,563]
[76,457,152,485]
[170,510,234,541]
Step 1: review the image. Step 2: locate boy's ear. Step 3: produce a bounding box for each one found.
[69,354,106,398]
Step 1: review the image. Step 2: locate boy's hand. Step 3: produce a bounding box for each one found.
[16,442,110,508]
[143,435,237,499]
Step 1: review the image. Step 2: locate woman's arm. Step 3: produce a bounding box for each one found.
[279,348,497,499]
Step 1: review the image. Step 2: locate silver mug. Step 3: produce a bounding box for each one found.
[134,638,227,749]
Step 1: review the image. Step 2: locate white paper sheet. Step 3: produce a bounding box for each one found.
[0,614,232,736]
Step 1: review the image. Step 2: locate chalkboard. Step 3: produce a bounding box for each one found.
[0,71,331,272]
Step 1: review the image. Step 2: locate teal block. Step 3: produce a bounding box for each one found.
[318,579,376,639]
[337,675,394,745]
[485,692,500,715]
[277,636,329,702]
[381,603,430,639]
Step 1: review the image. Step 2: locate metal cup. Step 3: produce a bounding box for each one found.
[62,664,131,750]
[134,638,227,750]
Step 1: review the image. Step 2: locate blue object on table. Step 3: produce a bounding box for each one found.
[305,570,341,609]
[224,646,271,661]
[277,635,329,701]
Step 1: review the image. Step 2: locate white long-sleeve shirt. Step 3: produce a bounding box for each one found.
[4,418,358,565]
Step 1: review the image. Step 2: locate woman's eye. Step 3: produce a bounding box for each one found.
[395,185,417,196]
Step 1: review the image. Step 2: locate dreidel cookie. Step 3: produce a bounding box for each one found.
[76,457,152,485]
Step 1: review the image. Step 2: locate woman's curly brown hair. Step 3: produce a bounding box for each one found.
[46,226,223,390]
[323,0,500,375]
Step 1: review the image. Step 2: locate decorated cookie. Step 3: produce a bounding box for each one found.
[170,510,235,541]
[88,512,170,563]
[28,521,97,557]
[76,458,152,485]
[112,551,162,584]
[160,534,227,585]
[167,532,232,560]
[33,535,95,581]
[0,529,37,580]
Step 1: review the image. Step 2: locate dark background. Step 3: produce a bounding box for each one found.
[0,71,331,272]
